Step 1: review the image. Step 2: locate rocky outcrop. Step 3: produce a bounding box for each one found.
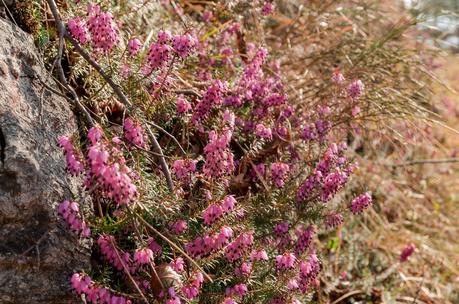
[0,18,90,303]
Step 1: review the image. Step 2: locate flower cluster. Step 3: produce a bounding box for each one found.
[67,17,88,44]
[58,136,84,175]
[57,200,90,237]
[185,226,233,258]
[71,273,132,304]
[350,192,372,214]
[271,162,290,188]
[203,129,235,179]
[202,195,236,225]
[58,1,382,303]
[225,232,254,262]
[182,272,204,299]
[98,235,135,273]
[172,159,196,184]
[192,80,227,124]
[123,118,147,148]
[87,4,119,52]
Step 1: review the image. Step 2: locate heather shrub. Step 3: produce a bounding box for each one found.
[38,0,432,303]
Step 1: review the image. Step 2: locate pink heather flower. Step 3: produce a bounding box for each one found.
[182,272,204,300]
[320,169,350,202]
[176,95,192,114]
[222,195,237,212]
[287,278,299,290]
[332,68,345,84]
[301,123,317,141]
[324,212,344,229]
[87,126,103,145]
[157,30,172,44]
[185,226,233,258]
[170,257,185,273]
[224,95,243,107]
[234,262,252,277]
[202,204,223,225]
[202,10,213,22]
[350,192,372,214]
[225,283,248,298]
[87,5,119,53]
[351,105,361,116]
[86,142,138,206]
[134,248,154,265]
[203,130,234,179]
[170,220,188,234]
[172,159,196,184]
[263,93,286,107]
[294,225,315,255]
[57,200,90,237]
[148,238,163,255]
[123,118,146,148]
[225,232,254,262]
[275,252,296,270]
[250,249,269,261]
[271,162,290,188]
[143,31,172,73]
[98,235,134,272]
[58,136,84,175]
[172,34,197,58]
[255,123,273,140]
[192,80,227,124]
[223,110,235,128]
[261,2,274,16]
[347,79,364,101]
[128,38,142,56]
[71,273,132,304]
[67,17,88,44]
[400,243,416,262]
[222,298,237,304]
[120,63,130,79]
[298,253,321,293]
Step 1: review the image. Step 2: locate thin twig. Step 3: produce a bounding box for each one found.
[330,290,364,304]
[145,121,186,156]
[109,239,150,304]
[386,158,459,167]
[145,125,174,192]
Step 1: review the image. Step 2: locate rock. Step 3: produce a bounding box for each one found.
[0,18,90,303]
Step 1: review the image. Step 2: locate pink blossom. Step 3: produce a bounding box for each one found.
[123,118,146,148]
[250,249,269,261]
[172,34,197,58]
[347,79,364,101]
[176,95,192,114]
[275,252,296,270]
[57,200,90,237]
[134,248,154,265]
[87,5,119,52]
[261,2,274,16]
[400,243,416,262]
[255,123,273,140]
[271,162,290,188]
[127,38,142,56]
[170,220,188,234]
[350,192,372,214]
[170,257,185,272]
[67,17,88,44]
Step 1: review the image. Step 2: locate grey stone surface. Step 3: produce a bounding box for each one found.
[0,18,90,303]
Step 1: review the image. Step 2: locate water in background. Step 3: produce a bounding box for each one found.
[403,0,459,51]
